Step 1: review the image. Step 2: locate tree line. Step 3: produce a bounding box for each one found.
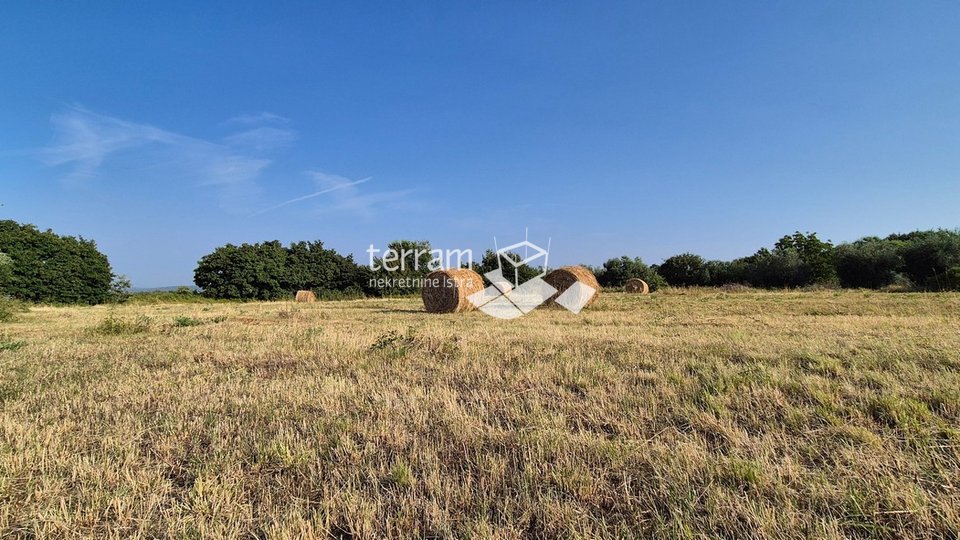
[619,230,960,291]
[3,218,959,304]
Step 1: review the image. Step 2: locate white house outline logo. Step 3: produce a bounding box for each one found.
[466,232,596,319]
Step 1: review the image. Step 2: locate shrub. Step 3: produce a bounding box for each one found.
[0,297,28,323]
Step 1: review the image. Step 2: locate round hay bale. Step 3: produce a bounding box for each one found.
[295,290,317,302]
[624,278,650,294]
[421,268,485,313]
[543,265,601,308]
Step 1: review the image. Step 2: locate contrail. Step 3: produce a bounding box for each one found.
[250,177,371,216]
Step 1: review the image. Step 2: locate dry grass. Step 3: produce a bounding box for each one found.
[1,290,959,538]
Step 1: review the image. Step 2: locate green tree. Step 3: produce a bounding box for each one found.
[742,248,810,288]
[774,232,836,284]
[194,240,371,300]
[897,230,960,290]
[658,253,710,287]
[0,220,114,304]
[596,256,666,290]
[834,238,903,289]
[371,240,434,296]
[287,240,371,293]
[194,241,289,300]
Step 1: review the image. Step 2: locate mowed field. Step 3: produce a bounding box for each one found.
[1,290,959,538]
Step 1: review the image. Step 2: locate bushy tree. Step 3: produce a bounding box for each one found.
[897,230,960,290]
[0,220,114,304]
[370,240,433,296]
[596,256,666,290]
[288,241,370,293]
[194,240,369,299]
[834,238,903,289]
[774,232,836,284]
[658,253,710,287]
[742,248,810,288]
[705,259,751,286]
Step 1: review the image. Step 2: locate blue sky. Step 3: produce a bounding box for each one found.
[2,2,959,287]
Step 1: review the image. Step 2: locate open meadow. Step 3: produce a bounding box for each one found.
[1,290,959,538]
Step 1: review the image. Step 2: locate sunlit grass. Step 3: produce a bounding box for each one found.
[0,290,958,537]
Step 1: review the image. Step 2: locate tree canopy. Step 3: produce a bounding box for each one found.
[194,240,371,300]
[0,220,114,304]
[595,256,666,290]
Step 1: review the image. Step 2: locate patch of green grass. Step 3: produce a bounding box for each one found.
[94,314,151,335]
[0,337,26,352]
[720,457,763,490]
[388,462,414,488]
[172,316,204,327]
[868,396,932,429]
[172,315,227,328]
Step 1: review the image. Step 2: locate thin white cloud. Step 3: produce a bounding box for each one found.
[39,107,178,180]
[250,177,371,216]
[224,112,290,125]
[222,127,297,151]
[309,171,416,219]
[38,106,296,210]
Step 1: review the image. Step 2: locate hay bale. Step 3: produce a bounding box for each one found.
[624,278,650,294]
[543,265,601,309]
[295,290,317,303]
[421,268,485,313]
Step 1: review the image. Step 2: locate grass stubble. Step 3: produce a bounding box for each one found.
[0,290,958,538]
